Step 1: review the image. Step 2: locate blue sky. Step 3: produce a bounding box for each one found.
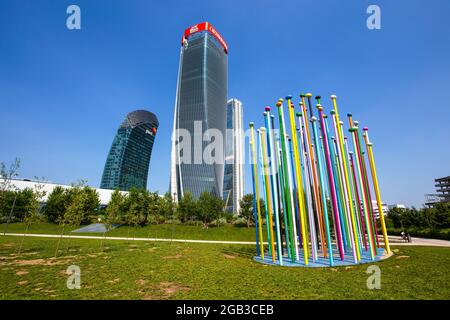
[0,0,449,208]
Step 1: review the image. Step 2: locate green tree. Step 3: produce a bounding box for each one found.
[101,189,126,250]
[0,158,20,231]
[60,188,84,254]
[125,188,147,226]
[54,185,99,255]
[238,194,265,227]
[430,202,450,228]
[79,186,100,224]
[239,194,255,227]
[43,186,70,223]
[146,191,162,225]
[63,188,84,227]
[0,190,15,221]
[18,181,46,254]
[122,188,148,241]
[158,192,174,223]
[1,189,34,222]
[197,191,224,228]
[386,207,404,228]
[386,203,450,231]
[105,189,126,229]
[176,191,198,223]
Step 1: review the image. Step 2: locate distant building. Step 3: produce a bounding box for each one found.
[388,204,407,211]
[424,176,450,207]
[370,200,388,219]
[170,22,228,201]
[357,200,388,219]
[223,99,244,213]
[101,110,159,191]
[2,178,127,206]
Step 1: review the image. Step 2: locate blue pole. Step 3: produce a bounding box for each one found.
[311,116,334,266]
[265,110,283,265]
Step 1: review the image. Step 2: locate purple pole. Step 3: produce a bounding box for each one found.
[317,104,345,260]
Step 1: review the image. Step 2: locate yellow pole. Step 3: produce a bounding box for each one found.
[260,127,276,261]
[363,128,391,254]
[331,95,361,261]
[250,123,265,259]
[286,95,309,265]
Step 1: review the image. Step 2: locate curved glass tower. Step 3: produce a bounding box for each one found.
[170,22,228,201]
[101,110,159,191]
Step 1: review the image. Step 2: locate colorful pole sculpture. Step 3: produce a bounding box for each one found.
[344,129,364,252]
[354,120,379,253]
[276,99,299,262]
[288,138,302,244]
[264,109,284,264]
[331,96,361,261]
[317,104,345,260]
[307,94,329,235]
[311,116,334,266]
[286,95,309,264]
[298,101,326,256]
[260,127,276,262]
[258,128,273,258]
[249,123,265,259]
[300,95,326,256]
[349,124,375,260]
[249,139,261,256]
[347,116,368,250]
[346,141,366,251]
[324,113,349,253]
[274,130,292,258]
[250,93,390,267]
[296,112,318,262]
[331,135,351,252]
[362,127,391,254]
[332,133,357,263]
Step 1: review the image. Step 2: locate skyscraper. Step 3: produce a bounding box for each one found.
[101,110,159,191]
[223,98,244,213]
[170,22,228,201]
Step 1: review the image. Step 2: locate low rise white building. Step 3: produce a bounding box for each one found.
[1,178,128,206]
[370,200,388,219]
[388,204,407,210]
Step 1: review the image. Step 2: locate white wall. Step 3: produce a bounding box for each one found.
[1,179,128,206]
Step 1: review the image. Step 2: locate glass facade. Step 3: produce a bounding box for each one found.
[171,24,228,200]
[101,110,159,191]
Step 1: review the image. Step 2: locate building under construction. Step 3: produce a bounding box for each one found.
[425,176,450,207]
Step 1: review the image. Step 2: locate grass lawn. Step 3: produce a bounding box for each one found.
[0,234,449,299]
[1,222,257,241]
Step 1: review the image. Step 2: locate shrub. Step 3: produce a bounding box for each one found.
[165,218,181,224]
[386,204,450,231]
[210,217,227,227]
[0,188,41,222]
[233,217,248,227]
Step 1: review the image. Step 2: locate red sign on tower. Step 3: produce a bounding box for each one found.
[182,22,228,54]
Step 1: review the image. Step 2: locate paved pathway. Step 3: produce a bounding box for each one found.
[1,232,450,247]
[387,235,450,247]
[0,232,255,245]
